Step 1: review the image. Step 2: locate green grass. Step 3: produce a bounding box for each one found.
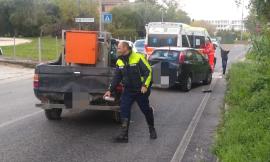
[1,37,61,61]
[214,62,270,162]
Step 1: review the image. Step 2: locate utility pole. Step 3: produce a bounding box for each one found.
[162,10,164,22]
[240,0,244,41]
[78,0,81,30]
[99,0,103,32]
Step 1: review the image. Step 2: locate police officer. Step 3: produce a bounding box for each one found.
[104,41,157,143]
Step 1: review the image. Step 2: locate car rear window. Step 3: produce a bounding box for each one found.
[150,50,179,61]
[134,40,145,48]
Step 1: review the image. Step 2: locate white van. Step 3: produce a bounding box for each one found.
[144,22,192,55]
[144,22,212,55]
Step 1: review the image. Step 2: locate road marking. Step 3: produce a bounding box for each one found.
[0,75,32,84]
[0,110,43,129]
[212,72,223,79]
[170,78,218,162]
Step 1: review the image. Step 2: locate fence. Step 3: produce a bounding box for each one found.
[0,36,62,62]
[0,35,145,63]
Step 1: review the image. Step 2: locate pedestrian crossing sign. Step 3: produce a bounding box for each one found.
[103,13,112,23]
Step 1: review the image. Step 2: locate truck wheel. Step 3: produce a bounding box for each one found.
[181,75,192,92]
[45,108,62,120]
[203,71,212,85]
[112,111,121,123]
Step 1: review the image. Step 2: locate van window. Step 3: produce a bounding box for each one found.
[182,35,189,47]
[187,35,205,49]
[188,35,194,48]
[194,36,205,48]
[148,34,177,47]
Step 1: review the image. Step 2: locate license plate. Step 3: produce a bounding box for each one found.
[161,76,169,85]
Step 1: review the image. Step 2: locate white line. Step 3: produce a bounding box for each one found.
[0,110,43,129]
[170,78,218,162]
[0,75,32,84]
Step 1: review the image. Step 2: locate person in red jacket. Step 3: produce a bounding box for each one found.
[202,39,215,72]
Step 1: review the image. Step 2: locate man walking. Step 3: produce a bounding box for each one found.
[220,47,230,75]
[104,41,157,143]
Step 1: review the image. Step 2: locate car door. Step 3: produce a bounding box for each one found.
[194,50,208,81]
[184,50,199,82]
[182,50,195,80]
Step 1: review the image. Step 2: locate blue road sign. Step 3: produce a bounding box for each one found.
[103,13,112,23]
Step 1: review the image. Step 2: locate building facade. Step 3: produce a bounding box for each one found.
[102,0,129,12]
[206,20,246,31]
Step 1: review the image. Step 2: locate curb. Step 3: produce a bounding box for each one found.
[0,57,38,68]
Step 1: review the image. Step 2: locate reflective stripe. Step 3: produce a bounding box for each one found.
[116,59,125,66]
[139,54,152,88]
[115,51,152,88]
[141,76,144,82]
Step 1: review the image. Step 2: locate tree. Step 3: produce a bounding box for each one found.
[190,20,216,36]
[108,1,191,38]
[244,0,270,34]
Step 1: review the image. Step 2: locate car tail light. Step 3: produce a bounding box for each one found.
[116,84,123,93]
[33,74,39,88]
[144,44,148,50]
[179,52,185,64]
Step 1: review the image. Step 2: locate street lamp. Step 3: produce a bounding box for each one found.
[240,0,244,41]
[99,0,104,32]
[78,0,81,30]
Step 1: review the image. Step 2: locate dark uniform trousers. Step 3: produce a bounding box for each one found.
[120,89,154,126]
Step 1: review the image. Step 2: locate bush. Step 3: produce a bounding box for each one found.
[214,29,270,162]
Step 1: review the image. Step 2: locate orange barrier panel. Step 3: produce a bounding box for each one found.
[65,30,98,65]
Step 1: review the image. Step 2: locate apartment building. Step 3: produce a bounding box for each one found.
[102,0,129,12]
[206,20,246,31]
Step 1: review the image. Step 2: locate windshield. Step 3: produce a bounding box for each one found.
[134,40,145,48]
[150,50,179,61]
[148,34,178,47]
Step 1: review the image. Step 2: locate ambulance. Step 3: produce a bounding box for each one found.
[144,22,211,55]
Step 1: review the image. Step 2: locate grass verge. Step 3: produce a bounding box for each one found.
[214,60,270,161]
[1,37,61,61]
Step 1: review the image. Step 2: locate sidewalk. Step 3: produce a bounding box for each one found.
[0,55,38,68]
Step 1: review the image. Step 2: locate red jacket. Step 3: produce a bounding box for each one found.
[202,42,215,72]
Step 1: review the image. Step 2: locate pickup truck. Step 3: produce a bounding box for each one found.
[34,30,122,122]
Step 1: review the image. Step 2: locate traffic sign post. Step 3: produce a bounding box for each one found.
[75,18,95,30]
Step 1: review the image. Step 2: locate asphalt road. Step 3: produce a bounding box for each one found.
[0,44,248,162]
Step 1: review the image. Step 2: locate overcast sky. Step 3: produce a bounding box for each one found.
[129,0,250,20]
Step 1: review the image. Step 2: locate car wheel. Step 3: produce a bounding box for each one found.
[45,108,62,120]
[182,75,192,92]
[203,71,212,85]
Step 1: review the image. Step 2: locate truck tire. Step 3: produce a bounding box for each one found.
[45,108,62,120]
[112,111,121,123]
[181,75,192,92]
[203,71,212,85]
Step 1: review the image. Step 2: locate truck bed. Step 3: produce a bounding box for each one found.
[33,63,118,107]
[35,64,114,93]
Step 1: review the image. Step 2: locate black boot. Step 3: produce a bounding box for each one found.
[114,118,129,143]
[145,108,157,139]
[149,126,157,139]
